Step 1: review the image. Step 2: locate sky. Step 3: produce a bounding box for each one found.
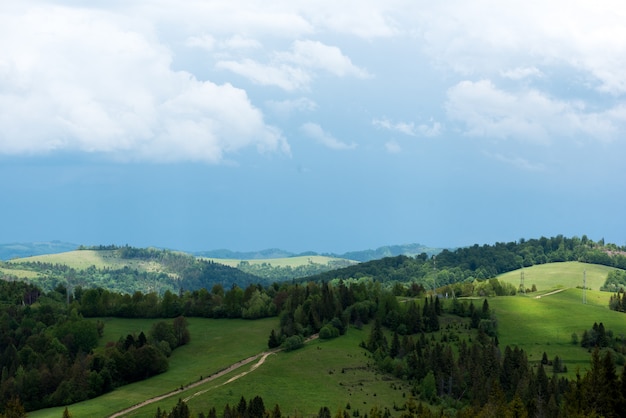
[1,1,625,254]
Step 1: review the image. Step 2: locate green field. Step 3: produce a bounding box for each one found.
[497,261,616,292]
[126,325,407,418]
[8,250,162,272]
[493,262,625,375]
[29,317,278,418]
[0,266,41,279]
[491,289,625,372]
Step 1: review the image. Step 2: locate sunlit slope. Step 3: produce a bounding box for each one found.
[494,262,623,370]
[28,317,278,418]
[491,288,625,371]
[7,250,163,271]
[127,326,407,418]
[497,261,617,292]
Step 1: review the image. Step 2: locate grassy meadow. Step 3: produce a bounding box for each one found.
[8,250,162,272]
[497,261,616,292]
[126,325,408,418]
[29,317,278,418]
[492,261,625,374]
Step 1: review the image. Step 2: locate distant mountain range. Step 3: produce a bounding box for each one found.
[191,243,443,262]
[0,241,79,261]
[0,241,445,262]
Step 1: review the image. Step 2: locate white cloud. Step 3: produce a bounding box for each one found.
[278,40,371,79]
[217,40,369,91]
[500,67,543,80]
[186,34,261,52]
[185,34,216,51]
[266,98,318,117]
[216,59,311,91]
[221,35,262,50]
[409,1,626,94]
[0,5,288,162]
[372,118,442,137]
[446,80,624,143]
[484,152,545,172]
[301,123,356,150]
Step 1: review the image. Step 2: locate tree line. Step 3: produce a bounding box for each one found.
[306,235,626,288]
[0,281,189,413]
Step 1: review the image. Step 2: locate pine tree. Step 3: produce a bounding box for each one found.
[268,329,280,349]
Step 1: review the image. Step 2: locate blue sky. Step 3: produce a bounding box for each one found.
[1,1,625,253]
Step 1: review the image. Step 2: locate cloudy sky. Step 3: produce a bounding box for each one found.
[1,1,625,253]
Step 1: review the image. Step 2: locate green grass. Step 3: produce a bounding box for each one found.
[8,250,163,272]
[29,317,278,418]
[204,255,353,268]
[491,289,625,375]
[28,262,626,417]
[0,266,41,279]
[498,261,616,292]
[493,262,625,374]
[127,326,408,418]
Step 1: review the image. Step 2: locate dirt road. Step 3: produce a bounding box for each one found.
[107,351,273,418]
[534,288,567,299]
[108,334,318,417]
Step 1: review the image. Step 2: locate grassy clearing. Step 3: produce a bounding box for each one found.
[127,325,408,418]
[491,288,625,375]
[494,262,624,375]
[29,317,278,418]
[0,266,41,279]
[497,261,616,292]
[9,250,164,272]
[205,255,353,268]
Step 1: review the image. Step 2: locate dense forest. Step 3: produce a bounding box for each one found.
[0,280,189,411]
[230,258,355,282]
[306,235,626,292]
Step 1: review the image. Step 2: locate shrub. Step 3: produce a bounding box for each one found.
[282,335,304,352]
[319,325,339,340]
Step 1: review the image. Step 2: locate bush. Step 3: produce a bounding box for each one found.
[319,325,339,340]
[282,335,304,352]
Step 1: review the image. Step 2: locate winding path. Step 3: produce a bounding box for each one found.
[534,288,567,299]
[108,334,318,417]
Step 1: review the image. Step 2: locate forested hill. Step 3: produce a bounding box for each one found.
[303,235,626,286]
[1,246,264,294]
[333,243,443,262]
[194,243,442,262]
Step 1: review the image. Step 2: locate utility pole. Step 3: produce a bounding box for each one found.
[583,270,587,304]
[520,267,525,294]
[432,255,437,296]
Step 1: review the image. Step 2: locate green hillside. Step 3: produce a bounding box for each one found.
[28,319,408,418]
[1,247,263,294]
[491,262,625,375]
[28,317,278,418]
[497,261,617,292]
[8,250,162,271]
